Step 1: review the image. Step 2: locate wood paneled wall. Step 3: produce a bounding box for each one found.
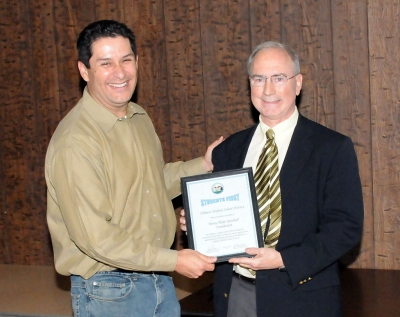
[0,0,399,269]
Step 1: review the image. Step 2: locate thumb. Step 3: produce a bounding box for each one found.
[245,247,259,256]
[204,255,218,263]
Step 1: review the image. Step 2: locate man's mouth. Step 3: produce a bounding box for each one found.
[262,99,280,103]
[108,82,128,88]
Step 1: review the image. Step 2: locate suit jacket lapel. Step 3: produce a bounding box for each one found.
[233,124,258,169]
[280,115,314,198]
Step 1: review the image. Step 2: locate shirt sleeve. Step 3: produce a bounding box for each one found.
[163,157,208,199]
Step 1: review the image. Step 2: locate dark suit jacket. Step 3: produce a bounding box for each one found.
[212,114,364,317]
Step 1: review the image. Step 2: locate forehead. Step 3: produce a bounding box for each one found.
[251,48,295,75]
[90,36,132,56]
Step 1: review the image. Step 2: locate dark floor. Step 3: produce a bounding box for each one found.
[180,268,400,317]
[1,265,399,317]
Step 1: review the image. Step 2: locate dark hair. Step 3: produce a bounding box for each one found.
[77,20,137,68]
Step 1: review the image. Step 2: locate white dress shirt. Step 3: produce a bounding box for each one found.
[235,107,299,278]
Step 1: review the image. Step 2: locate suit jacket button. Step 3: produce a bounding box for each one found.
[299,281,303,285]
[308,277,312,280]
[224,293,228,298]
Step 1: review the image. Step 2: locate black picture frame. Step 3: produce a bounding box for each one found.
[181,167,263,262]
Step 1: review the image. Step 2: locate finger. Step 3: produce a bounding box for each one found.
[206,256,217,263]
[229,256,255,265]
[228,259,251,270]
[197,252,217,263]
[180,209,185,217]
[245,247,260,256]
[180,224,187,232]
[212,136,224,146]
[228,257,247,264]
[205,263,215,271]
[208,136,224,150]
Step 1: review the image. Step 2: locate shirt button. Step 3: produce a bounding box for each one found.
[146,190,150,194]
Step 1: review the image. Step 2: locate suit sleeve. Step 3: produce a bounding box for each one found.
[279,137,364,289]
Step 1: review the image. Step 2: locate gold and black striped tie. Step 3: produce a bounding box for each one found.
[254,129,282,248]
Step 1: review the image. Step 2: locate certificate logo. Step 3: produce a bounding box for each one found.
[212,183,224,194]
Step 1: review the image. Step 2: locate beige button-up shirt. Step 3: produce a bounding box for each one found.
[45,89,206,279]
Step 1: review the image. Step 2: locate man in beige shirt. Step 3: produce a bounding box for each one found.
[45,20,222,317]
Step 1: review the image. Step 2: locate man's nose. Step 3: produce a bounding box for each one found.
[263,79,275,95]
[113,64,125,78]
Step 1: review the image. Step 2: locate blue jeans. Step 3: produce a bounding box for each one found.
[70,271,180,317]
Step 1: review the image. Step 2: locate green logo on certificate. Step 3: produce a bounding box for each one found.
[212,183,224,194]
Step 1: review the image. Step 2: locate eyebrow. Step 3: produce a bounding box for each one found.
[251,73,287,77]
[96,53,135,62]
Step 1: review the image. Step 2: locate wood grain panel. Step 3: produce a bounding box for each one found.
[200,0,254,142]
[249,0,282,47]
[1,0,32,264]
[0,0,399,270]
[368,0,400,269]
[125,1,172,162]
[0,0,51,264]
[23,0,60,264]
[95,0,124,21]
[163,0,207,161]
[282,0,335,129]
[54,0,96,120]
[280,0,310,116]
[331,0,373,268]
[0,0,11,263]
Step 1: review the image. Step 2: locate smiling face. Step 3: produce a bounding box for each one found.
[249,47,302,127]
[78,36,138,117]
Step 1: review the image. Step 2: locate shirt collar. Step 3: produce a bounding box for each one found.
[81,87,146,133]
[258,107,299,139]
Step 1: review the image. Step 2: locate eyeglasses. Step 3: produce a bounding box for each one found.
[249,74,299,87]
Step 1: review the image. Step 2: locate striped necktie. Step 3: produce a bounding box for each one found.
[254,129,282,248]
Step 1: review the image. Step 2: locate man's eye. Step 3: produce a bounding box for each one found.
[254,77,264,82]
[273,76,285,82]
[101,62,110,66]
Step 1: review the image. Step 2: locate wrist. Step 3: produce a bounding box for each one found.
[202,157,214,172]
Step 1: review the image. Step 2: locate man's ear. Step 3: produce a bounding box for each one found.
[77,61,89,82]
[295,73,303,96]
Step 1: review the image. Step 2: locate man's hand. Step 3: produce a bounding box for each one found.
[202,136,224,172]
[175,249,217,278]
[179,209,187,232]
[229,247,284,271]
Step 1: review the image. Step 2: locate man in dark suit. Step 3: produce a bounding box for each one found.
[182,41,363,317]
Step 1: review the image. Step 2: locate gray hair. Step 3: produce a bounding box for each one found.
[247,41,300,75]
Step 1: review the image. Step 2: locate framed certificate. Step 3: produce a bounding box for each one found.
[181,167,263,262]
